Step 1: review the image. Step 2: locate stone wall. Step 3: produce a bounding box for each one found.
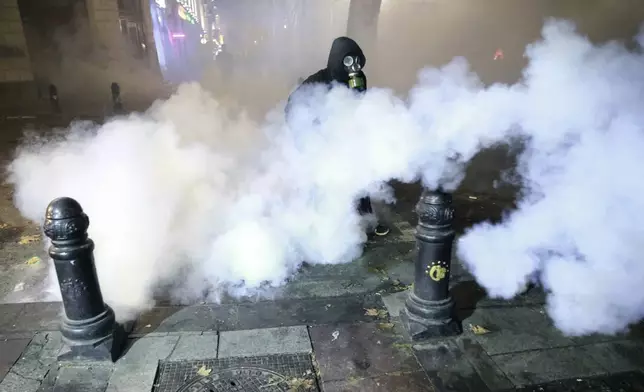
[85,0,121,53]
[0,0,33,83]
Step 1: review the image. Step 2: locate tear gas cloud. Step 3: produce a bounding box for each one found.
[9,19,644,335]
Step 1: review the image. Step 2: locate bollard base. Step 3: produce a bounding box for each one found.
[58,306,127,362]
[400,293,462,341]
[58,323,127,362]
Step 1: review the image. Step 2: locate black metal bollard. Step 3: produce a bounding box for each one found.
[49,84,61,114]
[43,197,126,361]
[110,82,124,114]
[400,189,463,340]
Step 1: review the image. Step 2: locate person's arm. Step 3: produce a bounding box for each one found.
[285,69,329,118]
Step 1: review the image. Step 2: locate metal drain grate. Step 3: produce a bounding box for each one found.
[153,353,319,392]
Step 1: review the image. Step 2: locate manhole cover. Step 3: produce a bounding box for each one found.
[177,367,290,391]
[154,354,319,392]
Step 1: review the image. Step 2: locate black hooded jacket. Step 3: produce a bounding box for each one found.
[286,37,366,116]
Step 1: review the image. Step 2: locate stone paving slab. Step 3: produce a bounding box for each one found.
[454,337,515,391]
[464,306,574,355]
[0,320,643,391]
[582,340,644,373]
[491,338,644,388]
[493,345,612,386]
[380,286,644,391]
[414,339,500,392]
[0,332,64,392]
[167,331,219,361]
[0,338,30,382]
[512,370,644,392]
[8,303,61,333]
[132,293,386,335]
[310,322,421,383]
[39,364,113,392]
[381,285,547,321]
[322,371,434,392]
[0,304,25,333]
[133,306,219,335]
[0,303,61,338]
[380,290,407,317]
[218,326,311,358]
[105,336,179,392]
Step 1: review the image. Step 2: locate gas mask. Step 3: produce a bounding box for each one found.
[343,55,365,92]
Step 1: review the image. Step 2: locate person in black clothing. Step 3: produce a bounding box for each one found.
[286,36,389,237]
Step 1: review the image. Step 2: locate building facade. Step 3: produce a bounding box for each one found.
[0,0,33,83]
[0,0,36,113]
[0,0,165,114]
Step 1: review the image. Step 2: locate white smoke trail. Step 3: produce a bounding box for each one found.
[458,19,644,336]
[8,19,644,336]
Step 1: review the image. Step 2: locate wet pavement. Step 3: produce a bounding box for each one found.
[1,118,642,391]
[0,120,54,305]
[1,282,643,391]
[0,200,642,392]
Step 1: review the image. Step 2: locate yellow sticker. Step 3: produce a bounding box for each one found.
[426,261,449,282]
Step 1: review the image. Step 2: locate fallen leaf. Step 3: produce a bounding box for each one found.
[377,322,394,331]
[364,308,380,317]
[469,324,491,335]
[26,256,40,265]
[19,234,40,245]
[0,223,9,229]
[196,366,212,376]
[392,342,413,353]
[391,283,412,293]
[364,308,389,319]
[287,377,315,390]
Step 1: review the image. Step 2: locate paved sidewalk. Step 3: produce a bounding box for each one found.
[1,284,643,391]
[0,200,643,391]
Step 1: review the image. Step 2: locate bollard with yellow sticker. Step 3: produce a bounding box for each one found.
[400,189,462,340]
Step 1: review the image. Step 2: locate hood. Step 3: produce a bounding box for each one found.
[327,36,366,83]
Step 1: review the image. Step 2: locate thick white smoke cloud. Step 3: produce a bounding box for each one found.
[458,19,644,336]
[8,19,644,335]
